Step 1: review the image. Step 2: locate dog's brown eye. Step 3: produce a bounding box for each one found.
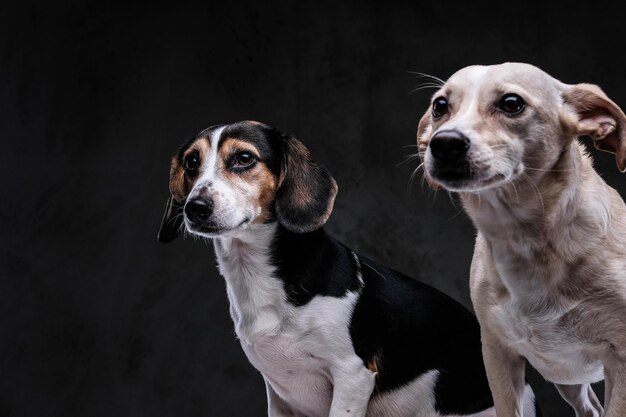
[233,151,256,168]
[432,97,449,118]
[498,94,525,115]
[184,153,200,174]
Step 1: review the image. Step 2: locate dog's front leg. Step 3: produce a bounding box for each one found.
[555,384,602,417]
[604,361,626,417]
[481,331,527,417]
[328,358,376,417]
[264,378,306,417]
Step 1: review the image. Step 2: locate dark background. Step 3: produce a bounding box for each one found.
[2,1,625,416]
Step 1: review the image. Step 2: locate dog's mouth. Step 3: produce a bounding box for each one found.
[431,162,472,182]
[427,150,524,192]
[185,217,251,238]
[429,166,520,193]
[438,173,512,192]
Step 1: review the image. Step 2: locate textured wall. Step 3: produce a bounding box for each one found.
[2,1,624,416]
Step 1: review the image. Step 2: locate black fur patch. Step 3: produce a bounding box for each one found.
[269,225,361,306]
[218,122,283,177]
[349,257,494,415]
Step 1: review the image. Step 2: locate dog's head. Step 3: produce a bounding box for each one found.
[417,62,626,192]
[158,121,338,242]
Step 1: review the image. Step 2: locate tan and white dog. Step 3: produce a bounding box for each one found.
[417,63,626,417]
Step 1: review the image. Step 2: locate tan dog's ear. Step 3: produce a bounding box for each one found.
[416,107,440,189]
[563,83,626,172]
[275,137,338,233]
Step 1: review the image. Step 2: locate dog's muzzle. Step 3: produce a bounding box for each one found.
[428,130,472,181]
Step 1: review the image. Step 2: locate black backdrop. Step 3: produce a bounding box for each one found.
[2,1,625,416]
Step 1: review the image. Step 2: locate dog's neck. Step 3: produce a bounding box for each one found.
[460,140,613,294]
[211,222,356,341]
[212,223,286,341]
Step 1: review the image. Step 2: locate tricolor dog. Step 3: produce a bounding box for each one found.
[158,121,537,417]
[418,63,626,417]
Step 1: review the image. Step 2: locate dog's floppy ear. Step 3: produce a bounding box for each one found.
[158,196,184,243]
[563,83,626,172]
[157,158,186,243]
[417,106,441,190]
[275,137,338,233]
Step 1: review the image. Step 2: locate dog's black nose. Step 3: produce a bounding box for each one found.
[185,198,214,223]
[429,130,470,162]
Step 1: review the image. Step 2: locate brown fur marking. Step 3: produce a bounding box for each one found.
[169,137,211,201]
[219,137,279,224]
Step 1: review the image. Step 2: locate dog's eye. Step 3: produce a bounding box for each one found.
[432,97,449,118]
[498,94,526,115]
[233,151,256,168]
[184,153,200,174]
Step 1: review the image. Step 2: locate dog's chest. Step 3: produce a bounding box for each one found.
[233,295,358,417]
[490,300,604,384]
[217,240,358,416]
[240,329,334,416]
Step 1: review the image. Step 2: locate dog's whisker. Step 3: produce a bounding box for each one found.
[411,82,443,88]
[407,162,425,194]
[510,179,520,204]
[409,84,444,95]
[397,153,422,167]
[521,172,545,214]
[445,190,457,209]
[445,198,468,222]
[406,71,446,86]
[407,167,419,194]
[524,166,575,173]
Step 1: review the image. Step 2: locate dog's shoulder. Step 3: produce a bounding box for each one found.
[270,227,362,306]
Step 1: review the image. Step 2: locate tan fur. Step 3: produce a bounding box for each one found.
[169,157,187,201]
[278,139,316,209]
[219,138,260,163]
[367,357,380,374]
[562,84,626,172]
[252,167,278,224]
[418,63,626,417]
[273,135,337,233]
[169,137,211,201]
[218,137,278,224]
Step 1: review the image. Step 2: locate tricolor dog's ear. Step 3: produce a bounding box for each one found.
[563,83,626,172]
[275,137,338,233]
[157,158,186,243]
[417,106,441,190]
[158,196,183,243]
